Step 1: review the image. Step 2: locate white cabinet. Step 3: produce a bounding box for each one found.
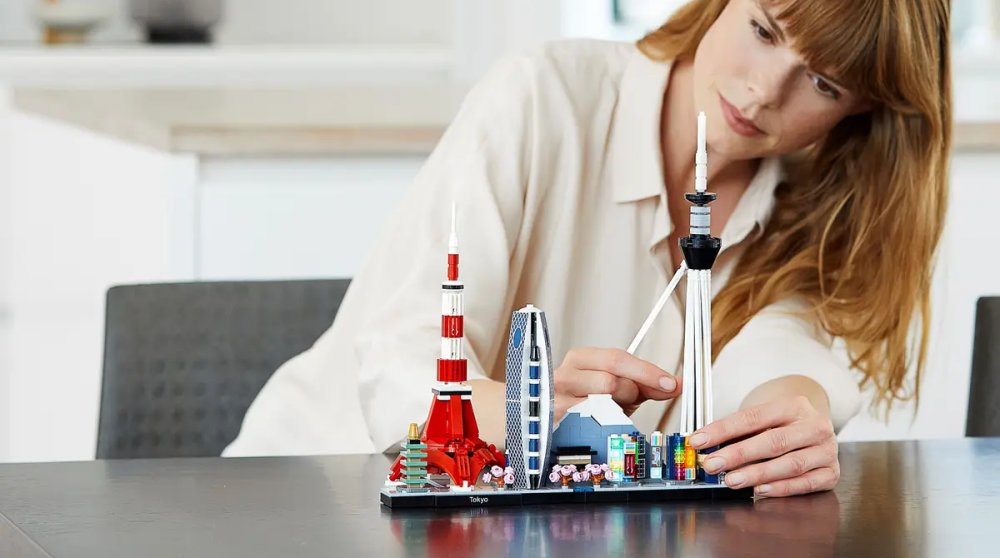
[3,110,198,462]
[197,156,420,280]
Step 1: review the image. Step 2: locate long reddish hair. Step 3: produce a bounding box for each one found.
[639,0,952,412]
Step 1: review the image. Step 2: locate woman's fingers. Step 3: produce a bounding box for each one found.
[555,368,640,404]
[722,445,838,491]
[701,421,835,474]
[606,374,640,405]
[690,396,815,450]
[636,378,682,403]
[564,347,679,397]
[553,347,680,416]
[752,466,840,498]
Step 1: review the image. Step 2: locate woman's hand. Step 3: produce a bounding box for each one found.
[689,395,839,498]
[553,347,681,422]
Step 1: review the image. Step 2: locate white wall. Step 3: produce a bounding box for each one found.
[560,0,686,41]
[0,0,455,45]
[197,156,421,280]
[838,152,1000,441]
[451,0,561,82]
[215,0,453,45]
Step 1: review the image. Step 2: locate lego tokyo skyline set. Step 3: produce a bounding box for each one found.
[380,113,753,508]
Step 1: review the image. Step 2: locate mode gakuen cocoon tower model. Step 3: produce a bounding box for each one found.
[503,304,556,490]
[387,204,504,489]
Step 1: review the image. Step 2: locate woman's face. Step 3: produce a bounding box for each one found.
[693,0,871,159]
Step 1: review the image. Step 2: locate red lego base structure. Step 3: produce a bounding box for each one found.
[388,386,505,487]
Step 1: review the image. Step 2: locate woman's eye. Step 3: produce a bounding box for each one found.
[811,75,841,100]
[750,19,774,43]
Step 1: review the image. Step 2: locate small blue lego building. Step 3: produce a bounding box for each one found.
[550,394,640,465]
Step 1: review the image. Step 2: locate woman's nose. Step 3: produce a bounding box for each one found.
[746,57,797,109]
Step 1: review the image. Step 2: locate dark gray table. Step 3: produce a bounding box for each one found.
[1,439,998,557]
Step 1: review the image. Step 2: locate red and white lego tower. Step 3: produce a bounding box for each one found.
[388,204,504,488]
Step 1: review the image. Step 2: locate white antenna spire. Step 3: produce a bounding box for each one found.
[448,202,459,254]
[695,111,707,193]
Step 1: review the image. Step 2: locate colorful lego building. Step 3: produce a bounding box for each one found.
[607,434,625,482]
[550,394,637,465]
[399,423,429,493]
[632,431,648,480]
[650,431,664,480]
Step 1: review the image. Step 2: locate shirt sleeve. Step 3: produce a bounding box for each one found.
[222,54,545,458]
[352,54,538,453]
[711,298,862,432]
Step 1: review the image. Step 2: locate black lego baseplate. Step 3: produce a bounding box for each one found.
[380,481,753,509]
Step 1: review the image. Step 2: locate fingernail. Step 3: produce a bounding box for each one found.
[658,376,676,391]
[726,473,745,488]
[704,456,725,473]
[689,433,707,448]
[757,484,771,495]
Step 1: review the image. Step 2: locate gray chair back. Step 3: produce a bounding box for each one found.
[97,279,350,458]
[967,296,1000,436]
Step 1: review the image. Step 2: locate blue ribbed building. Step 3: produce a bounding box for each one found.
[504,304,555,490]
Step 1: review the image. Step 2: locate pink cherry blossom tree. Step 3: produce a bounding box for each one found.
[549,464,577,488]
[482,466,516,489]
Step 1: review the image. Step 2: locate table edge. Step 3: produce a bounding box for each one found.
[0,509,53,558]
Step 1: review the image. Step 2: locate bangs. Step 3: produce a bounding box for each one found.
[769,0,886,100]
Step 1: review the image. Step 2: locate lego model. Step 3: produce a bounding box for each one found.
[550,394,636,465]
[625,111,723,481]
[504,304,556,490]
[650,431,664,480]
[381,113,750,508]
[386,204,505,490]
[634,431,648,480]
[397,423,429,493]
[553,446,597,466]
[481,466,516,490]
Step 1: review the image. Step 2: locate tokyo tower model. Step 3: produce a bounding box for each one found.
[388,204,505,488]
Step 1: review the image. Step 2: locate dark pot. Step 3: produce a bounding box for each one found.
[129,0,223,44]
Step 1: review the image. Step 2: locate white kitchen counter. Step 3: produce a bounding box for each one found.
[12,87,465,155]
[0,43,468,155]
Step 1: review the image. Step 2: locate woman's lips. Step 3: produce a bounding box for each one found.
[719,94,765,137]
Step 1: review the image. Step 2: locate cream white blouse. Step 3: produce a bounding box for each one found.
[224,39,861,457]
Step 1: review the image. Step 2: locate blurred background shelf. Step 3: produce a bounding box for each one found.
[0,45,456,86]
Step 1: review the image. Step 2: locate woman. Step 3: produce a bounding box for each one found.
[226,0,950,498]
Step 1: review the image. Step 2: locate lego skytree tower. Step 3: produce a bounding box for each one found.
[625,112,721,482]
[678,112,720,437]
[388,204,504,489]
